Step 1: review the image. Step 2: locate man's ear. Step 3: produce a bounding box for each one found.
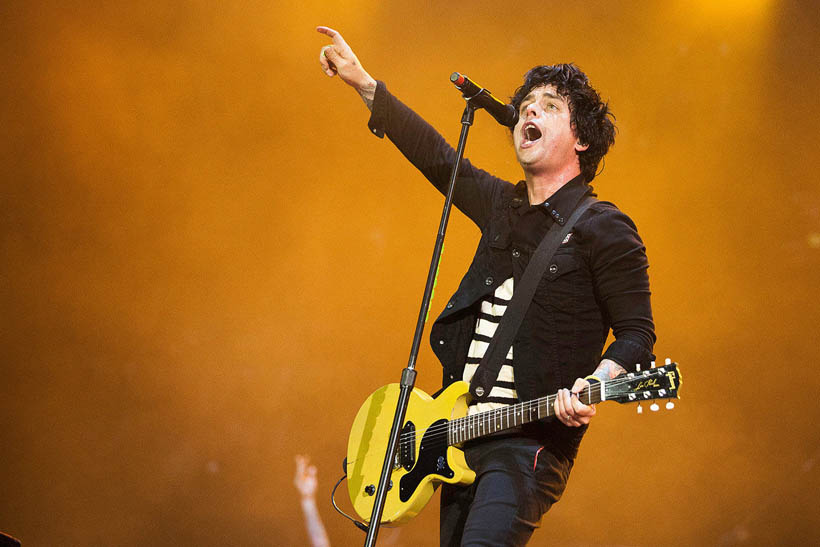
[575,140,590,152]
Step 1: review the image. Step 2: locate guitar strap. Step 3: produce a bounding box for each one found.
[469,194,597,402]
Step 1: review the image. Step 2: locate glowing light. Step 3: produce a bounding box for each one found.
[687,0,777,18]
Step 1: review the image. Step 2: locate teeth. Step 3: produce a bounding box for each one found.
[524,124,541,142]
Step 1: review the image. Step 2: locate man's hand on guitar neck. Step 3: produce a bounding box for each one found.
[554,358,627,427]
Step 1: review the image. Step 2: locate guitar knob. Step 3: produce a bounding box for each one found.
[364,484,375,496]
[666,401,675,410]
[650,403,659,412]
[637,403,643,414]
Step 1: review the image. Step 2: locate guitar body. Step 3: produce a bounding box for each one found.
[346,381,476,525]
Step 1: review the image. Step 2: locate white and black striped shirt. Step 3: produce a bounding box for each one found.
[462,277,518,415]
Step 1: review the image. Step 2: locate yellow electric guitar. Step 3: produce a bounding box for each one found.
[346,360,681,525]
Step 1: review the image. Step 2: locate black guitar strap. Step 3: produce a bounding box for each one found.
[469,194,597,401]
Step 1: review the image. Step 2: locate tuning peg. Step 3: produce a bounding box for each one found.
[651,360,656,368]
[637,403,643,414]
[650,403,659,412]
[636,364,641,372]
[666,400,675,410]
[665,358,672,366]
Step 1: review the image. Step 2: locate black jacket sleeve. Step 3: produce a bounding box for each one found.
[588,203,656,370]
[366,80,512,231]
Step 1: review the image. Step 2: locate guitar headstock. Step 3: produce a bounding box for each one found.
[605,360,682,406]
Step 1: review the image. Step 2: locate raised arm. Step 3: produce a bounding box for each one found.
[315,26,511,229]
[294,455,331,547]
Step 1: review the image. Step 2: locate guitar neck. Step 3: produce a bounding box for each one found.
[447,382,603,445]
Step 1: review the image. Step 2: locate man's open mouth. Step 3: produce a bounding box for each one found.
[521,122,542,145]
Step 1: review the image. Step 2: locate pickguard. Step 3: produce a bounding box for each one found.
[399,418,453,502]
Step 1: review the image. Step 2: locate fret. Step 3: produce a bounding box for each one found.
[453,392,568,446]
[446,370,675,447]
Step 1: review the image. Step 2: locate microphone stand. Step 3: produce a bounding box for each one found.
[362,101,477,547]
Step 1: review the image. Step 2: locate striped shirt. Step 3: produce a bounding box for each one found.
[462,277,518,416]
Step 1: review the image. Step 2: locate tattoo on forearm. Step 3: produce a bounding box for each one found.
[359,80,376,111]
[592,359,627,382]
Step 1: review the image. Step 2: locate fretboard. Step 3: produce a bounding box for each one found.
[447,382,603,445]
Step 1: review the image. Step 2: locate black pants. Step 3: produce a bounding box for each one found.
[439,436,574,547]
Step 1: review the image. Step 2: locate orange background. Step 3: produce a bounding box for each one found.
[2,1,819,545]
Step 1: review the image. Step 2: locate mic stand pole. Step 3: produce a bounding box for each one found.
[363,101,477,547]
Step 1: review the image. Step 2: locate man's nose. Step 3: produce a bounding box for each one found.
[525,102,540,118]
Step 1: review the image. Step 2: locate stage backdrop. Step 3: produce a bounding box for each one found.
[2,1,819,545]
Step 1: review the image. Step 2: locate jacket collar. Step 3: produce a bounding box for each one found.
[509,174,594,226]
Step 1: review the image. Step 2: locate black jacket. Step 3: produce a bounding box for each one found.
[368,81,655,448]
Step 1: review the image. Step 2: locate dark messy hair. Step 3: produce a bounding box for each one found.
[510,64,616,182]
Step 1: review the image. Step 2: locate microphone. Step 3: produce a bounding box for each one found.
[450,72,519,127]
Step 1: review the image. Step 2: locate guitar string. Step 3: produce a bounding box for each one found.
[395,387,595,448]
[396,392,574,447]
[394,372,635,445]
[346,371,678,465]
[394,374,649,448]
[393,371,678,449]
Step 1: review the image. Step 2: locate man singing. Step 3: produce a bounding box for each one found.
[317,26,655,546]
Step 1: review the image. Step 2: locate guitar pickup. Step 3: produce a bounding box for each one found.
[399,421,416,471]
